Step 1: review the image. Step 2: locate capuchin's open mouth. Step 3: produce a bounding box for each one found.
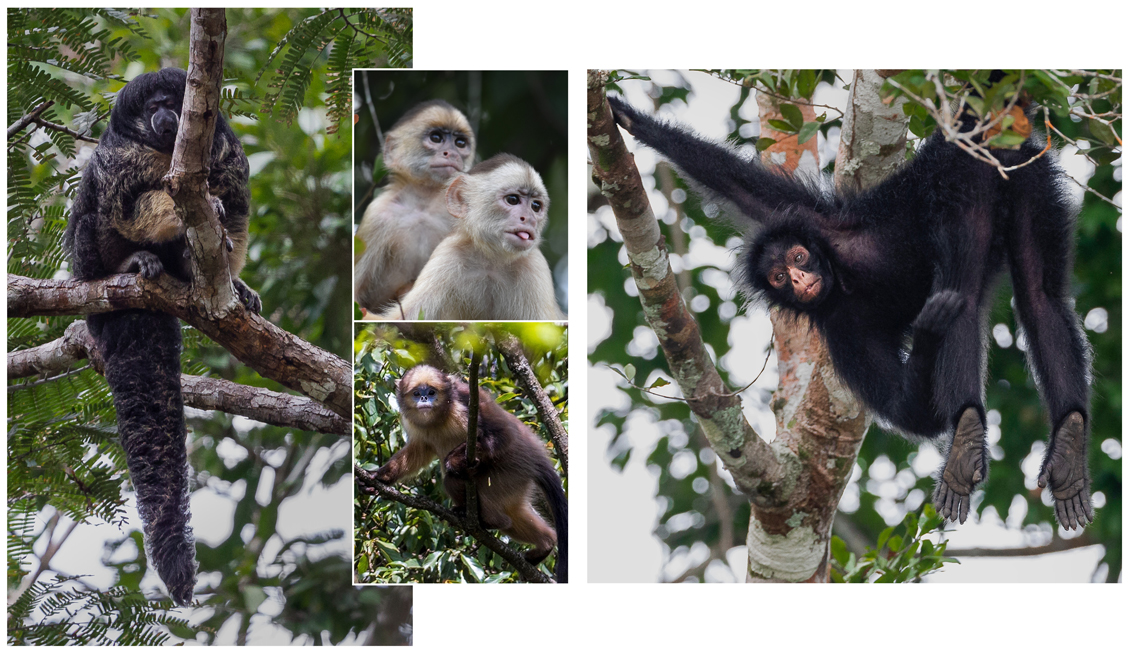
[506,227,537,246]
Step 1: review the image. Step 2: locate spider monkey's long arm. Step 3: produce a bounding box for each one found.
[607,95,825,219]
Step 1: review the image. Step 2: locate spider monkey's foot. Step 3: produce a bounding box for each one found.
[233,280,262,315]
[1038,412,1094,530]
[913,290,966,336]
[933,407,988,524]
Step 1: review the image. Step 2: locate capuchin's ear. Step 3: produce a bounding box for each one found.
[446,174,469,220]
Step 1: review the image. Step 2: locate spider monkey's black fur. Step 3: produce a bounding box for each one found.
[64,68,257,604]
[608,91,1093,530]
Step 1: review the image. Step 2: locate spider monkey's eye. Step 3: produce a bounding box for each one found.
[531,200,542,211]
[430,132,443,143]
[506,194,520,205]
[794,253,804,263]
[775,273,786,283]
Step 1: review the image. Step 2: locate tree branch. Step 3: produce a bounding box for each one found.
[586,70,784,503]
[496,333,568,472]
[28,117,99,143]
[465,355,480,530]
[947,534,1096,557]
[168,8,236,311]
[7,320,348,434]
[7,100,54,139]
[180,376,348,434]
[8,274,351,419]
[354,466,553,583]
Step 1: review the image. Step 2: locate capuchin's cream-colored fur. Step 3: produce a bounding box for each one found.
[354,100,475,314]
[373,365,568,583]
[379,154,566,320]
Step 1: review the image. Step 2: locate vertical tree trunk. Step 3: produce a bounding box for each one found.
[746,71,906,582]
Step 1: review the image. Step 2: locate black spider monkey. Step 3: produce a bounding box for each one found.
[608,80,1094,531]
[64,68,258,604]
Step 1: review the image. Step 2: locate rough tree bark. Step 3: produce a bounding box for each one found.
[496,332,569,472]
[7,8,351,430]
[587,71,787,507]
[589,69,906,583]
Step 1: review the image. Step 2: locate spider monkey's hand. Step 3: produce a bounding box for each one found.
[233,279,262,315]
[1038,412,1094,530]
[606,96,641,133]
[913,290,965,337]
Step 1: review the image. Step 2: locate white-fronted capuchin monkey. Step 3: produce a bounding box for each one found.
[374,365,568,583]
[355,100,475,314]
[379,154,566,320]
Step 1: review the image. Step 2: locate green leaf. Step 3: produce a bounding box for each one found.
[1088,119,1117,146]
[779,103,804,130]
[767,119,797,133]
[797,122,821,144]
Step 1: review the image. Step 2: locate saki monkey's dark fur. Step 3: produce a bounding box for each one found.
[64,68,258,604]
[608,93,1093,530]
[374,365,568,582]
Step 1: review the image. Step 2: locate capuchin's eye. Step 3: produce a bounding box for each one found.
[531,200,542,211]
[506,194,520,205]
[430,132,443,143]
[456,136,468,148]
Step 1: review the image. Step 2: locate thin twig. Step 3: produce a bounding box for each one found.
[465,355,480,531]
[607,334,775,402]
[697,70,845,117]
[354,466,553,583]
[30,118,99,144]
[7,100,54,139]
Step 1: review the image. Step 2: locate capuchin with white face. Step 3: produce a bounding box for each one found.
[379,154,565,321]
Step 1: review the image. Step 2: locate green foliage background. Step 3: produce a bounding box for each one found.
[7,8,412,644]
[590,70,1122,583]
[354,322,568,583]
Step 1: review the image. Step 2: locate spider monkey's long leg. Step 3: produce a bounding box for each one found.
[928,209,995,524]
[1007,177,1094,530]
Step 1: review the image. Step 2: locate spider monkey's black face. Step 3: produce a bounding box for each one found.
[145,90,181,152]
[754,237,832,308]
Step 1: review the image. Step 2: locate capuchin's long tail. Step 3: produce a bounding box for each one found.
[88,309,196,605]
[535,462,568,583]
